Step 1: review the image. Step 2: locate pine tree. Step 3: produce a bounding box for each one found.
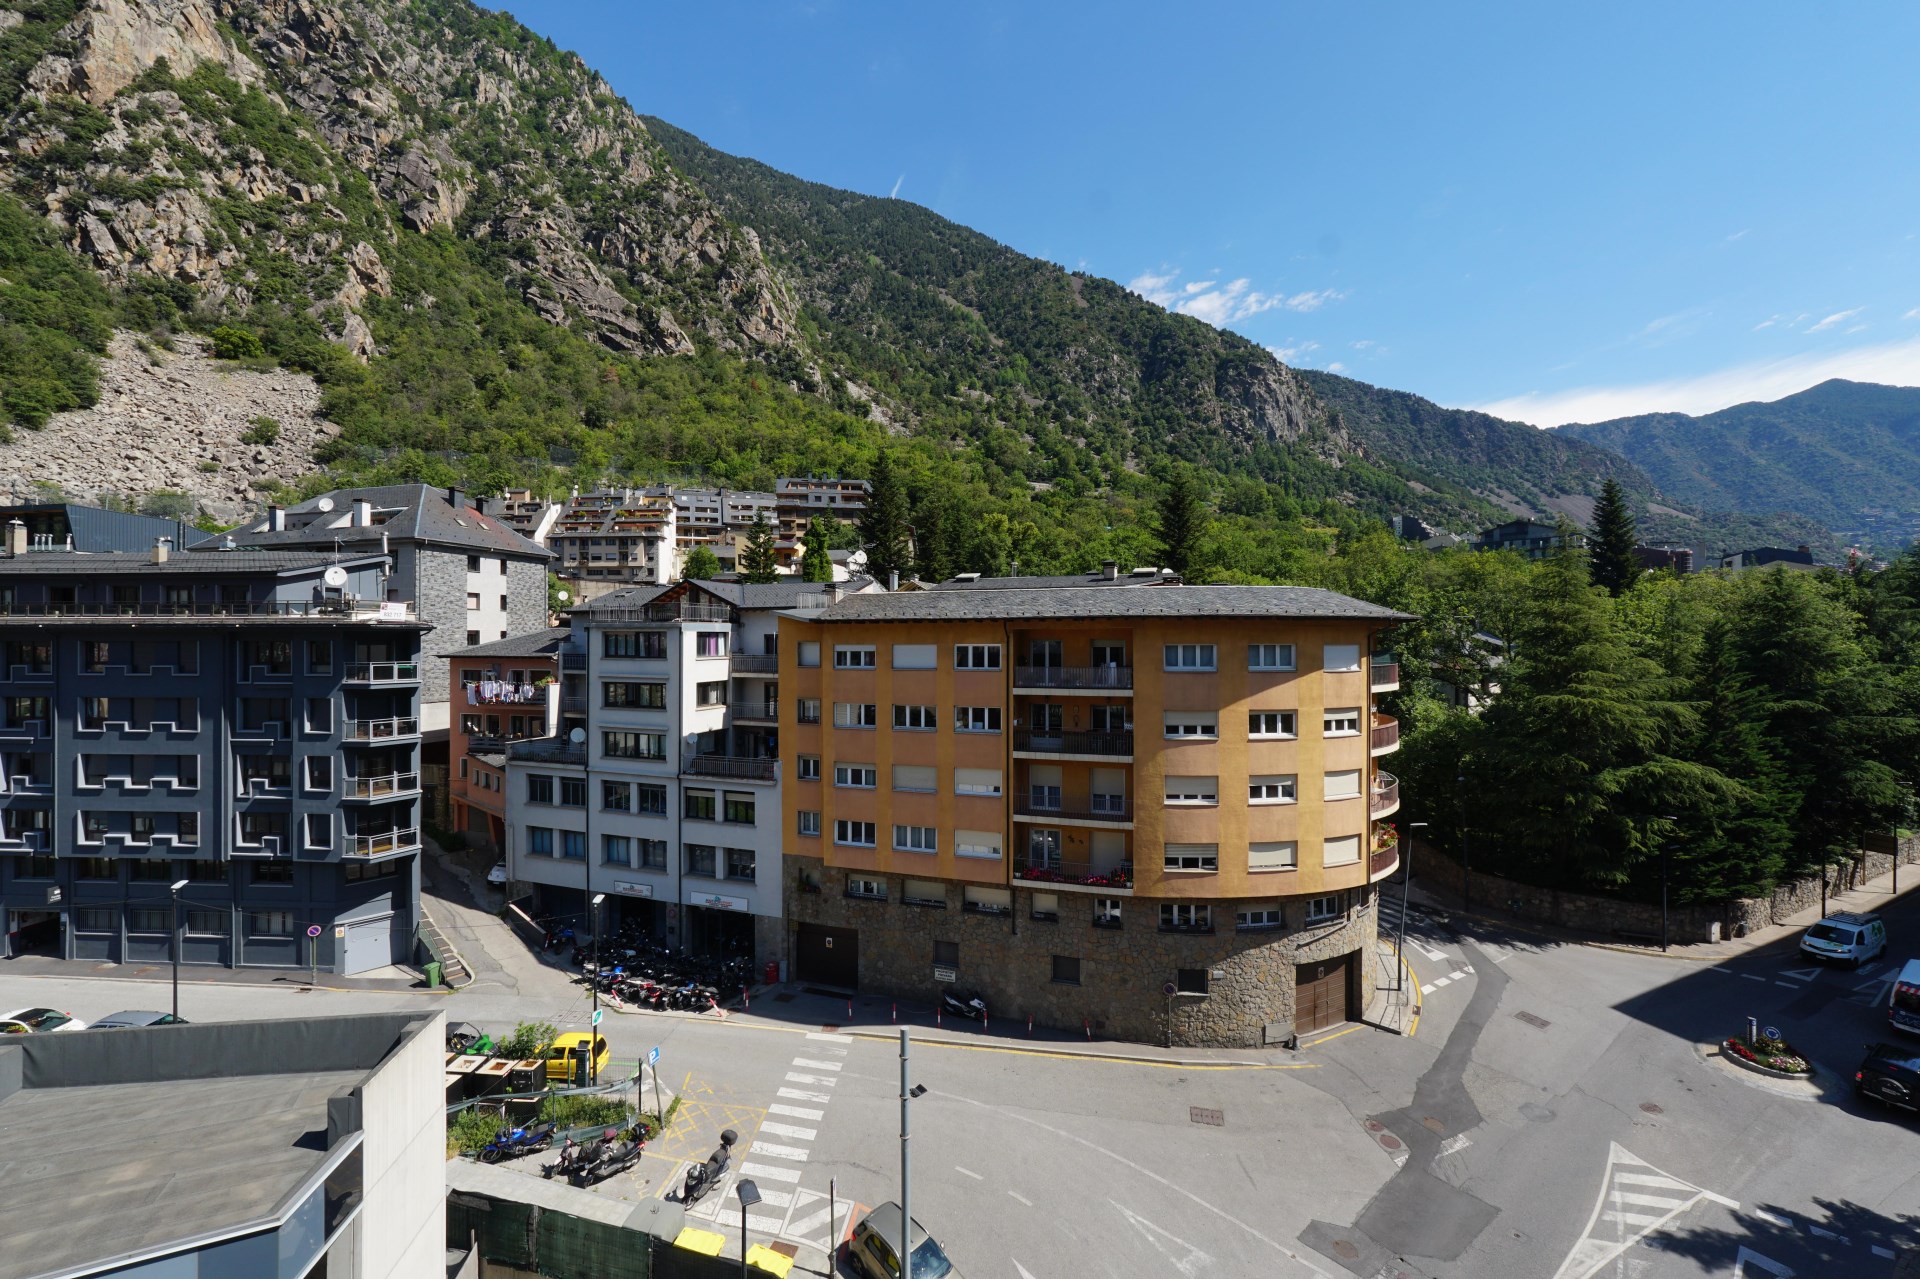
[857,451,913,585]
[912,491,961,583]
[1155,468,1206,576]
[800,516,834,583]
[1588,478,1641,597]
[680,545,720,581]
[739,511,780,584]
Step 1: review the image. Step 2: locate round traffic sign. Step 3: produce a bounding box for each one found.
[1163,981,1178,997]
[306,925,323,938]
[1763,1025,1780,1040]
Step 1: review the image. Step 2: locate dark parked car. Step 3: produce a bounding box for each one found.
[1855,1042,1920,1112]
[90,1011,188,1029]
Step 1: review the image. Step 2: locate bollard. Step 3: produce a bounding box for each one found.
[936,1003,942,1027]
[848,998,854,1021]
[892,1003,897,1024]
[1747,1015,1758,1045]
[1084,1018,1092,1041]
[1027,1013,1033,1037]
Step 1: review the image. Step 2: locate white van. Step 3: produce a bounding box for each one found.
[1799,911,1886,966]
[1890,958,1920,1037]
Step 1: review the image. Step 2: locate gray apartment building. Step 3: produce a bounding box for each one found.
[0,534,428,974]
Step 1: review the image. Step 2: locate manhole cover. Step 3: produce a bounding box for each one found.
[1330,1240,1360,1260]
[1189,1107,1224,1127]
[1640,1102,1663,1115]
[1378,1133,1402,1150]
[1514,1011,1551,1030]
[1422,1116,1446,1134]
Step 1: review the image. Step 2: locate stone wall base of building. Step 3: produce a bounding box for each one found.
[781,858,1378,1049]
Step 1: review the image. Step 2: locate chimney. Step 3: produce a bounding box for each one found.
[267,504,285,531]
[151,537,171,565]
[1010,559,1019,577]
[1102,559,1118,580]
[353,498,372,527]
[4,518,24,556]
[888,569,899,592]
[448,485,466,509]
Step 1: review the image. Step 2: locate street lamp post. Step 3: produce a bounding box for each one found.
[1400,823,1428,992]
[589,891,606,1085]
[900,1029,927,1279]
[169,878,189,1020]
[1456,773,1472,917]
[735,1179,761,1277]
[1658,816,1679,952]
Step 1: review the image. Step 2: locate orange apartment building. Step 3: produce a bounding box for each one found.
[779,584,1409,1047]
[448,629,568,851]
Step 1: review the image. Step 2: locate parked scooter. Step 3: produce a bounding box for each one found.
[569,1128,646,1187]
[940,988,988,1021]
[681,1129,738,1204]
[541,1130,607,1180]
[478,1120,556,1164]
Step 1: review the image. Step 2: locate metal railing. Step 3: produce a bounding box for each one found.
[1012,855,1134,889]
[731,653,779,674]
[347,826,420,858]
[727,701,779,722]
[0,599,417,620]
[1013,791,1132,822]
[508,739,586,765]
[561,696,586,714]
[1013,665,1134,690]
[345,716,419,741]
[1370,841,1400,880]
[344,661,420,684]
[589,602,734,624]
[561,652,586,672]
[1012,729,1133,757]
[1371,714,1400,753]
[683,755,777,782]
[1370,772,1399,816]
[464,685,546,706]
[1370,660,1400,689]
[345,772,420,800]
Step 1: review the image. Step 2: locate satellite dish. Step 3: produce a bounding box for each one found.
[323,566,348,587]
[316,497,335,512]
[569,727,586,744]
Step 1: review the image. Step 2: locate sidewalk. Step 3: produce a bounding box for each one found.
[0,951,434,993]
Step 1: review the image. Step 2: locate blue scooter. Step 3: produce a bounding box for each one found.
[478,1120,556,1163]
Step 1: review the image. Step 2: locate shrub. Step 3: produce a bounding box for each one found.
[241,414,282,445]
[210,324,264,360]
[497,1019,557,1059]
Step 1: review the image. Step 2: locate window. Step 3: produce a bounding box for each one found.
[725,848,757,881]
[560,830,585,860]
[238,812,286,846]
[241,755,291,792]
[1323,644,1362,672]
[1094,898,1123,928]
[1162,712,1218,740]
[128,856,168,879]
[559,778,586,807]
[1249,711,1297,739]
[933,939,960,966]
[893,824,938,853]
[526,774,554,804]
[1164,843,1219,871]
[466,592,481,611]
[797,698,822,724]
[696,681,726,707]
[713,792,754,824]
[1163,776,1218,806]
[1162,904,1213,933]
[305,812,330,849]
[892,643,936,669]
[15,856,55,879]
[1249,643,1296,671]
[636,784,667,815]
[1163,643,1216,671]
[1306,893,1345,922]
[467,555,481,572]
[797,755,821,781]
[527,826,554,857]
[695,632,728,658]
[955,830,1002,859]
[684,790,717,821]
[241,639,292,674]
[638,838,668,870]
[1176,966,1210,993]
[1324,707,1362,736]
[964,886,1012,915]
[248,910,296,938]
[1051,955,1081,985]
[251,860,293,884]
[186,910,228,935]
[893,704,937,731]
[500,595,509,611]
[602,781,631,811]
[834,702,878,728]
[1324,770,1362,801]
[305,697,333,734]
[1030,890,1060,921]
[604,630,667,659]
[684,843,717,877]
[834,763,878,789]
[835,820,877,847]
[1323,835,1362,866]
[76,907,114,931]
[892,764,936,793]
[954,767,1002,796]
[304,756,334,792]
[797,641,821,668]
[904,878,946,907]
[954,644,1001,670]
[604,731,666,760]
[834,645,877,669]
[954,706,1002,733]
[177,813,199,845]
[74,856,115,879]
[797,810,821,837]
[604,681,666,709]
[1249,774,1296,804]
[847,875,887,900]
[466,631,480,646]
[1249,840,1298,871]
[603,835,632,866]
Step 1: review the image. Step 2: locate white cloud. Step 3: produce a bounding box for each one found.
[1126,270,1181,307]
[1470,334,1920,426]
[888,174,904,199]
[1905,307,1920,321]
[1325,361,1347,373]
[1726,229,1750,241]
[1126,268,1345,327]
[1806,307,1864,333]
[1352,339,1375,350]
[1752,317,1778,331]
[1264,340,1319,365]
[1282,288,1347,313]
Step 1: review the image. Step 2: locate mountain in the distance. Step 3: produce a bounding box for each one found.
[1556,380,1920,550]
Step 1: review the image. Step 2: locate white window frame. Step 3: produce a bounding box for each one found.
[833,702,879,729]
[1248,643,1296,671]
[833,645,877,669]
[891,644,937,670]
[1162,712,1218,740]
[833,762,878,789]
[1249,840,1299,872]
[954,644,1002,670]
[1164,843,1219,872]
[846,874,887,899]
[955,830,1003,859]
[1249,774,1297,804]
[954,706,1002,733]
[893,824,938,853]
[893,703,938,731]
[1324,770,1363,801]
[797,641,821,668]
[1323,834,1362,867]
[1163,776,1218,806]
[797,810,821,837]
[1324,707,1362,736]
[892,764,937,793]
[834,820,877,848]
[1306,893,1345,922]
[1323,644,1362,673]
[1163,643,1217,671]
[954,768,1003,797]
[1094,898,1123,926]
[1160,902,1213,931]
[1237,905,1285,930]
[797,754,821,781]
[1249,710,1297,740]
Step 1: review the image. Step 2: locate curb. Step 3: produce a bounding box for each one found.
[4,967,450,997]
[1716,1042,1816,1082]
[838,1026,1296,1067]
[1694,1041,1823,1098]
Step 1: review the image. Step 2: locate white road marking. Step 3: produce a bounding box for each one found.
[769,1103,824,1121]
[791,1057,844,1071]
[1806,1225,1848,1243]
[750,1141,812,1162]
[1777,967,1823,983]
[739,1161,801,1183]
[785,1206,831,1238]
[1416,942,1450,962]
[1009,1190,1033,1206]
[1014,1263,1039,1279]
[1420,984,1436,995]
[750,1188,795,1209]
[785,1072,838,1086]
[1112,1201,1213,1279]
[1433,976,1453,988]
[1741,974,1767,982]
[954,1165,984,1180]
[1733,1246,1794,1276]
[806,1031,854,1043]
[1875,1246,1897,1259]
[1750,1208,1793,1228]
[746,1213,786,1233]
[759,1121,819,1141]
[1552,1143,1726,1279]
[1856,963,1882,979]
[778,1087,831,1104]
[1773,981,1800,988]
[1437,1134,1472,1158]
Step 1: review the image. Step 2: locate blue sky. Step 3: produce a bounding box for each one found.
[504,2,1920,425]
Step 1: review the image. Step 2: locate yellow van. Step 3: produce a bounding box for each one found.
[544,1032,611,1084]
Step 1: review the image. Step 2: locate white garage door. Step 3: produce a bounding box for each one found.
[342,915,394,975]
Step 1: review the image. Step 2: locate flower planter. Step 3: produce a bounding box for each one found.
[1721,1036,1813,1079]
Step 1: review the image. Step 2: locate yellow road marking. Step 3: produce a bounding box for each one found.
[1298,1023,1363,1049]
[854,1034,1318,1069]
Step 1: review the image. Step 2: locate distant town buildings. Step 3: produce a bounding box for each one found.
[1471,519,1587,560]
[1719,545,1819,572]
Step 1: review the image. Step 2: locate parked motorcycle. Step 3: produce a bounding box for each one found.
[569,1129,646,1187]
[541,1131,607,1180]
[940,988,988,1021]
[681,1128,738,1204]
[478,1120,556,1164]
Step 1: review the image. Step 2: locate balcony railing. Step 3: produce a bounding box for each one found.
[1013,665,1134,691]
[0,599,417,621]
[1369,840,1401,881]
[1012,729,1133,758]
[345,771,420,800]
[590,601,734,624]
[465,684,547,706]
[561,651,586,672]
[1013,791,1132,823]
[731,653,779,674]
[683,755,777,782]
[728,701,779,723]
[344,661,420,685]
[347,826,420,858]
[1370,660,1400,691]
[1370,771,1399,817]
[1013,855,1134,892]
[345,717,419,741]
[1370,714,1400,755]
[467,733,547,754]
[562,696,586,714]
[508,739,586,765]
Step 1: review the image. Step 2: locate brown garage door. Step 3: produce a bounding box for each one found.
[795,923,859,989]
[1295,953,1354,1034]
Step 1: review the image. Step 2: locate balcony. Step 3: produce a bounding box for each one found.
[1369,838,1401,883]
[344,772,421,801]
[0,599,418,622]
[590,601,733,624]
[684,755,777,782]
[731,653,779,675]
[1013,665,1134,694]
[347,826,420,859]
[562,651,586,672]
[1012,729,1133,760]
[345,716,420,742]
[1012,855,1134,895]
[728,701,779,724]
[0,828,48,852]
[1012,791,1132,826]
[1370,713,1400,756]
[1370,659,1400,692]
[1370,771,1400,818]
[508,738,586,766]
[465,684,546,707]
[344,661,420,686]
[562,696,586,714]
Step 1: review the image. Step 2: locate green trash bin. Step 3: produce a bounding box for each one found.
[425,960,443,988]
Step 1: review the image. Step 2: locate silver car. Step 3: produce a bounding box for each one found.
[850,1201,956,1279]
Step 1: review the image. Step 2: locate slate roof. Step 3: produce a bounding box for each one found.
[231,484,551,559]
[698,577,878,610]
[0,549,383,575]
[0,503,215,551]
[454,626,572,658]
[926,570,1180,591]
[813,584,1415,623]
